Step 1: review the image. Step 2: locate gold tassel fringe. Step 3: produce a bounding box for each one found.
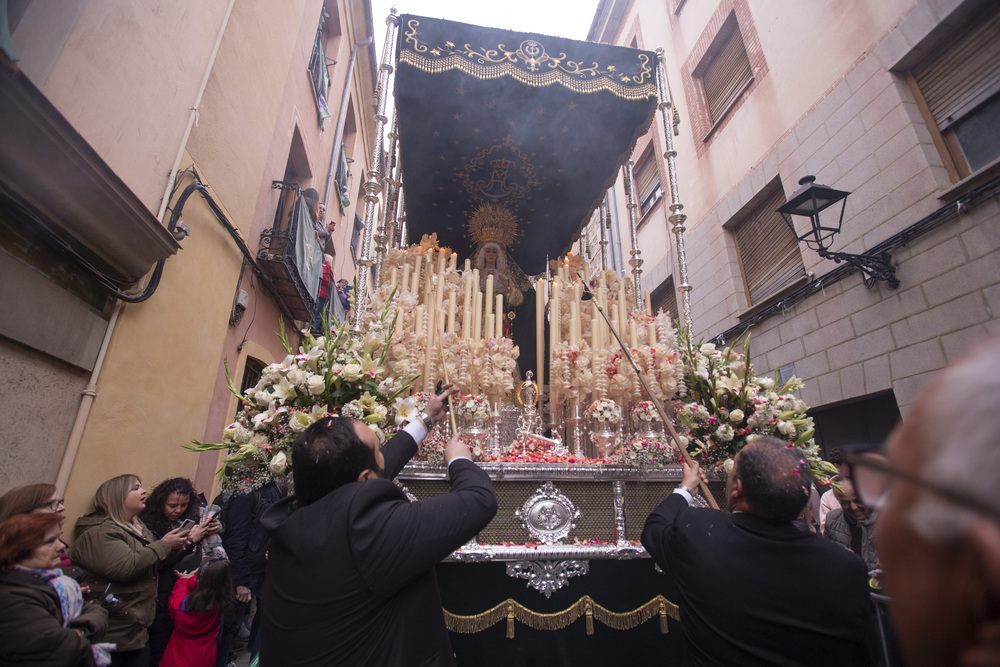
[444,595,679,638]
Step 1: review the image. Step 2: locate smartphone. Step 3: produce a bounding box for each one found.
[202,506,221,523]
[177,518,196,532]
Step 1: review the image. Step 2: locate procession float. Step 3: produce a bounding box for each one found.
[189,11,834,663]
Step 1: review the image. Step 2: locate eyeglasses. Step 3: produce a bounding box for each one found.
[846,449,1000,523]
[46,498,65,511]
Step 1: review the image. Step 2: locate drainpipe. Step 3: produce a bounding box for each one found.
[57,0,236,492]
[54,300,121,494]
[324,34,374,211]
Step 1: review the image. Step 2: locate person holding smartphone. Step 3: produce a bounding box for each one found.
[139,478,221,666]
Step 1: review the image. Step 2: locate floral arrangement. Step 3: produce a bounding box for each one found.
[454,394,491,420]
[185,306,414,492]
[585,398,622,424]
[474,336,519,399]
[673,329,835,481]
[631,401,663,422]
[550,342,593,400]
[609,438,678,467]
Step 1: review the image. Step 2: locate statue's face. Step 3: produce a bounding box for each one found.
[484,245,499,267]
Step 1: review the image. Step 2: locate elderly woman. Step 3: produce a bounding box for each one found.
[0,513,109,666]
[71,475,189,667]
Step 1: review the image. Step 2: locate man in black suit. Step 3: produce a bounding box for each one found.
[259,388,497,666]
[642,436,872,666]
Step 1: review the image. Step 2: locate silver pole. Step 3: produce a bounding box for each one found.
[623,159,643,313]
[352,9,399,332]
[599,199,609,272]
[372,113,400,288]
[655,47,692,331]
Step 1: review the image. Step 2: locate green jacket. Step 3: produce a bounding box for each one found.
[70,513,173,652]
[0,569,108,666]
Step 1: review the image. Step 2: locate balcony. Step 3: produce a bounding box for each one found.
[257,182,323,321]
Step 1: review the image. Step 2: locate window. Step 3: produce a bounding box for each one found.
[731,186,805,306]
[350,213,364,262]
[236,357,266,419]
[650,276,679,321]
[309,10,333,127]
[633,150,662,218]
[696,15,753,127]
[909,6,1000,179]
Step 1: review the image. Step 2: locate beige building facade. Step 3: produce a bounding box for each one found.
[589,0,1000,451]
[1,0,379,523]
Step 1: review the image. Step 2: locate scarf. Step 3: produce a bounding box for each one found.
[14,565,113,666]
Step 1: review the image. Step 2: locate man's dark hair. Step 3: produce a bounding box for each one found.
[292,417,378,506]
[827,447,845,466]
[734,436,813,522]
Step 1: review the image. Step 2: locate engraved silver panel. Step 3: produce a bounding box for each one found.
[515,481,581,544]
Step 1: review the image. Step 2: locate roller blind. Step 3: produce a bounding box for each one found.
[733,188,805,305]
[703,27,753,123]
[912,8,1000,131]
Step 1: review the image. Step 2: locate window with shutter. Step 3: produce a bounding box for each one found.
[732,187,805,306]
[650,277,679,321]
[910,6,1000,179]
[697,18,753,125]
[634,151,662,217]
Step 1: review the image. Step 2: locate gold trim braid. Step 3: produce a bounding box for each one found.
[444,595,680,638]
[401,19,656,101]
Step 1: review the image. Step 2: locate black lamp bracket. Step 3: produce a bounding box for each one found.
[816,247,899,289]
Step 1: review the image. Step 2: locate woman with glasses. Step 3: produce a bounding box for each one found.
[0,483,66,522]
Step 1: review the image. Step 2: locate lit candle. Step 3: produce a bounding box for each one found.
[437,251,446,275]
[449,252,457,272]
[412,254,422,294]
[484,274,494,323]
[472,290,483,341]
[535,278,545,393]
[495,294,503,338]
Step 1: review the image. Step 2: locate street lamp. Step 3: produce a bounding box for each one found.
[777,175,899,289]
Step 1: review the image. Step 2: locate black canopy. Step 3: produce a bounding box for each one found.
[394,14,658,275]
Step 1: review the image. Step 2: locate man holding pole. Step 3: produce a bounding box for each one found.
[642,437,874,666]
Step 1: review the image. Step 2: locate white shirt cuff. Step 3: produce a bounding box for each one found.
[673,486,693,505]
[448,455,472,465]
[403,418,427,443]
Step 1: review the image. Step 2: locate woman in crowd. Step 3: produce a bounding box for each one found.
[140,478,220,667]
[160,558,234,667]
[0,513,110,666]
[71,475,190,667]
[0,482,66,522]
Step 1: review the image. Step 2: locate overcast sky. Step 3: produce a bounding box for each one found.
[370,0,602,58]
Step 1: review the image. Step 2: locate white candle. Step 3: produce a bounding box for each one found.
[462,272,473,340]
[412,254,422,294]
[484,274,494,323]
[447,295,457,334]
[437,251,446,276]
[570,301,580,347]
[629,320,638,350]
[464,258,471,272]
[449,252,457,272]
[495,293,503,338]
[648,321,657,347]
[472,290,483,341]
[485,313,494,341]
[644,289,652,316]
[401,262,411,295]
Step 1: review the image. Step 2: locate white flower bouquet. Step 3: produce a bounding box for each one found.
[584,398,622,424]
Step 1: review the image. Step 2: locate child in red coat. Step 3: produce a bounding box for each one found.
[161,557,234,667]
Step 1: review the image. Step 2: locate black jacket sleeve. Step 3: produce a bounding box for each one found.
[353,458,497,597]
[224,492,256,588]
[380,430,418,480]
[640,492,689,565]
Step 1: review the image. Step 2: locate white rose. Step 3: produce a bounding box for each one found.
[286,368,307,388]
[729,409,744,423]
[269,451,287,474]
[723,458,735,474]
[699,343,717,355]
[343,364,363,382]
[778,420,797,436]
[307,375,326,395]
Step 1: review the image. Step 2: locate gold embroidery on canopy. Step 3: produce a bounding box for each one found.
[402,19,656,101]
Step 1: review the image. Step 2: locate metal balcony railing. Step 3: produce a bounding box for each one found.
[257,182,323,321]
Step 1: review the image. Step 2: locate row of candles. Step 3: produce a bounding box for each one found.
[381,248,659,397]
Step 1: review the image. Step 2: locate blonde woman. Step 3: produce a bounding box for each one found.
[71,475,189,667]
